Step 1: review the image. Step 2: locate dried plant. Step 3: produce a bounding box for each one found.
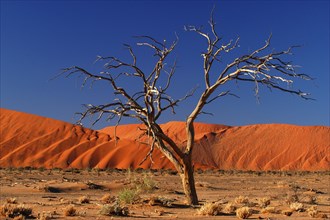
[307,205,318,218]
[197,202,222,216]
[285,193,299,204]
[99,203,129,216]
[140,173,157,191]
[0,204,33,218]
[63,205,76,217]
[235,196,249,205]
[132,173,158,192]
[100,193,116,204]
[257,197,271,208]
[61,6,313,206]
[78,195,90,204]
[222,202,237,214]
[236,206,252,219]
[290,202,304,212]
[118,188,140,205]
[37,211,53,220]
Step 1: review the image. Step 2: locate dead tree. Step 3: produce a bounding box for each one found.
[61,12,312,205]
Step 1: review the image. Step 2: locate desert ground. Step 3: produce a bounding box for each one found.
[0,168,329,219]
[1,109,329,219]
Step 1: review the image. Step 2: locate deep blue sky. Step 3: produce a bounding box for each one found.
[1,0,329,128]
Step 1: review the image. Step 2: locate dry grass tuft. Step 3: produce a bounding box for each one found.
[235,196,249,205]
[63,205,76,217]
[236,206,252,219]
[257,197,271,208]
[307,205,318,218]
[285,193,299,204]
[118,188,140,205]
[78,195,90,204]
[197,202,222,216]
[0,204,32,218]
[290,202,305,212]
[0,204,33,218]
[222,202,236,214]
[306,205,327,218]
[37,211,53,220]
[127,172,158,192]
[98,203,129,216]
[100,193,116,204]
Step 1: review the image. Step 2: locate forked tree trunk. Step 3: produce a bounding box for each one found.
[180,155,198,205]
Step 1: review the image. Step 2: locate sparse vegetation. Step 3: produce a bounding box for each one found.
[0,168,328,219]
[307,205,319,218]
[98,203,129,216]
[0,204,33,218]
[127,171,158,192]
[290,202,305,212]
[286,193,300,204]
[197,202,222,216]
[140,173,157,191]
[63,205,76,217]
[235,196,249,205]
[100,193,116,204]
[78,195,90,204]
[236,206,252,219]
[118,188,141,205]
[37,211,53,220]
[257,197,271,208]
[222,202,236,214]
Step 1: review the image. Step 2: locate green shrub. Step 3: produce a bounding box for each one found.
[118,188,140,204]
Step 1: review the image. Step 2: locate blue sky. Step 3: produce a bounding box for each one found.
[1,0,329,129]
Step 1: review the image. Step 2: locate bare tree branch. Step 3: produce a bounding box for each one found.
[62,9,312,206]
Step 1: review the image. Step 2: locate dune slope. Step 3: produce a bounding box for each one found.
[1,108,329,170]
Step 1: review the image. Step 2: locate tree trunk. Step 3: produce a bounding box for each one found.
[180,155,198,205]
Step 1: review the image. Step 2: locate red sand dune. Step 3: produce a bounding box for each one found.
[0,108,329,171]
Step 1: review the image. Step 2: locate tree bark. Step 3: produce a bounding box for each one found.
[180,155,198,205]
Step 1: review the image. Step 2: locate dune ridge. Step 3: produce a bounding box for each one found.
[0,108,329,171]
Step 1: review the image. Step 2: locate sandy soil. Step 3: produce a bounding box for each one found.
[0,168,329,219]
